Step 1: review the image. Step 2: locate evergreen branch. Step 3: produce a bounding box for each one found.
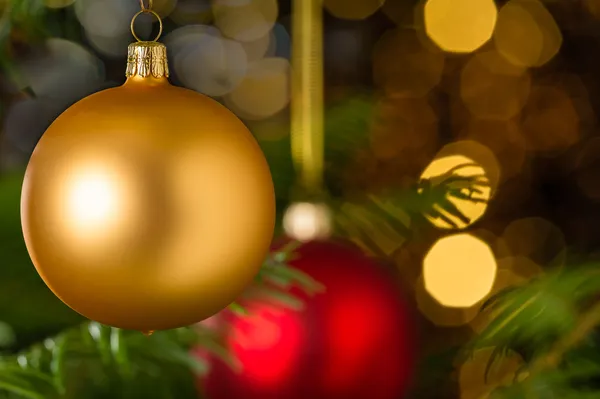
[468,266,600,398]
[333,174,488,256]
[530,300,600,373]
[0,246,318,398]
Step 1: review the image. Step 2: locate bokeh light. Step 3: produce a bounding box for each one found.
[494,0,562,68]
[415,276,479,327]
[420,155,490,230]
[147,0,178,18]
[460,51,531,120]
[224,57,290,120]
[4,98,63,154]
[324,0,385,20]
[75,0,138,38]
[420,141,499,230]
[247,113,289,141]
[423,234,497,308]
[166,26,248,97]
[86,24,152,58]
[164,24,221,54]
[212,0,278,42]
[500,256,544,280]
[169,0,212,25]
[381,1,414,25]
[370,97,438,162]
[240,32,272,62]
[424,0,497,53]
[459,119,527,181]
[436,141,501,193]
[18,39,105,103]
[283,202,332,242]
[502,218,566,267]
[584,0,600,19]
[372,28,445,98]
[522,86,580,153]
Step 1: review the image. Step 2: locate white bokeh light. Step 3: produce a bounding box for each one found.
[283,202,332,242]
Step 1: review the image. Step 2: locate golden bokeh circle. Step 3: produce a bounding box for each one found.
[502,218,566,267]
[420,141,499,230]
[494,0,562,68]
[381,0,414,25]
[224,57,290,120]
[434,140,501,194]
[522,85,580,153]
[212,0,278,42]
[370,97,439,161]
[420,155,491,230]
[415,276,479,327]
[423,234,497,308]
[424,0,497,53]
[460,51,531,120]
[372,28,445,98]
[460,119,527,181]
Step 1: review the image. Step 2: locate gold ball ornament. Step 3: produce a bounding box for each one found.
[20,38,275,332]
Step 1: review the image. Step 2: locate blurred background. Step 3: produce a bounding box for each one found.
[3,0,600,398]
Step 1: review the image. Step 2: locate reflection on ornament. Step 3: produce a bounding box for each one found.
[423,234,497,308]
[20,38,275,332]
[67,170,117,228]
[283,202,332,242]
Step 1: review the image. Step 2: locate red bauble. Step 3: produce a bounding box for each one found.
[199,241,415,399]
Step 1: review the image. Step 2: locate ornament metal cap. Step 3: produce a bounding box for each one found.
[126,41,169,79]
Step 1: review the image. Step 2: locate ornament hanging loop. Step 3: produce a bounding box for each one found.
[139,0,153,10]
[130,9,163,42]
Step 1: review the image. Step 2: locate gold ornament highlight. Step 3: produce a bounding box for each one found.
[20,6,275,332]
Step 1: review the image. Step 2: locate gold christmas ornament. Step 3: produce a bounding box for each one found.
[20,6,275,332]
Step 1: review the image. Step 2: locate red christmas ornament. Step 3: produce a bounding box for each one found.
[199,241,415,399]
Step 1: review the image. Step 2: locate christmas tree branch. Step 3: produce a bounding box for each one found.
[530,300,600,373]
[0,244,322,399]
[472,267,600,398]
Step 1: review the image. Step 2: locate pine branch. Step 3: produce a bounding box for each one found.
[0,244,321,399]
[333,173,489,257]
[530,300,600,373]
[467,266,600,398]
